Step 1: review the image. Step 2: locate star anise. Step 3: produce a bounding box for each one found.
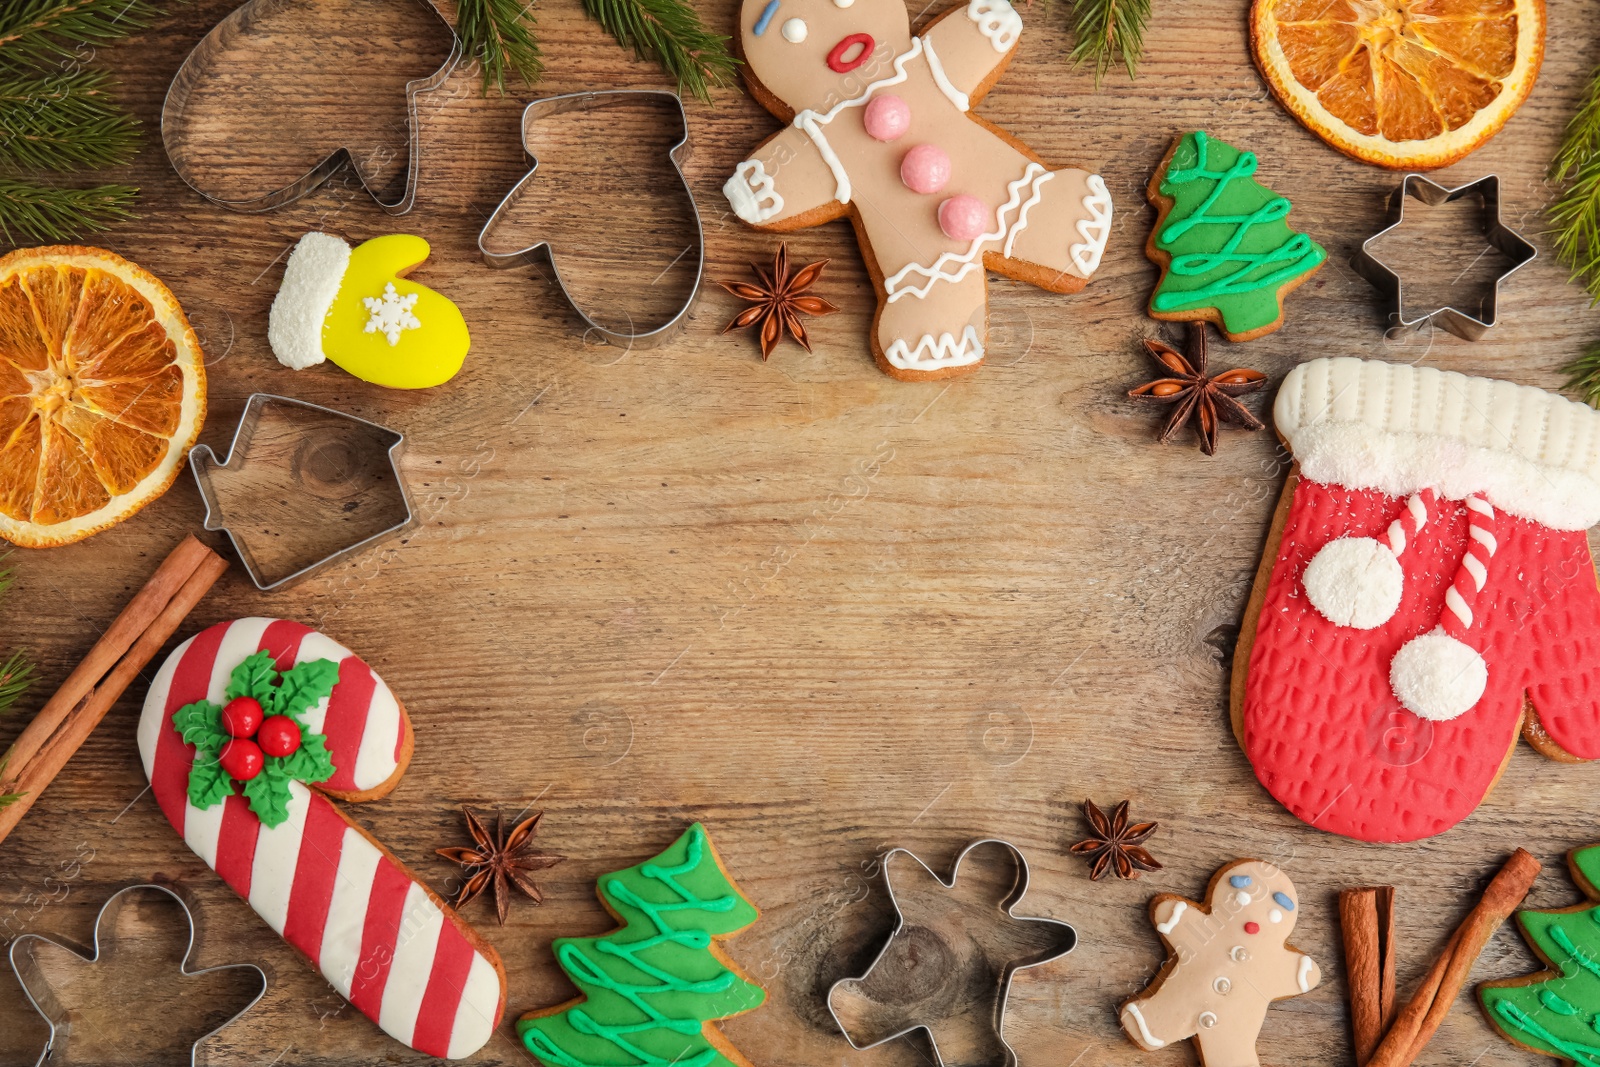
[1069,799,1162,881]
[720,243,839,360]
[437,808,563,925]
[1127,321,1267,455]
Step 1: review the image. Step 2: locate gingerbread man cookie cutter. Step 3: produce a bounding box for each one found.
[478,90,705,349]
[827,838,1077,1067]
[8,884,267,1067]
[1352,174,1536,341]
[162,0,462,213]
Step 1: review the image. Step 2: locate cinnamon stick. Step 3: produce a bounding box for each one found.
[1341,886,1398,1066]
[0,537,226,849]
[1367,849,1541,1067]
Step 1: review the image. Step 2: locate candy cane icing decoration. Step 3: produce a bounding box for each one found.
[138,618,504,1059]
[1442,495,1498,636]
[1302,488,1436,630]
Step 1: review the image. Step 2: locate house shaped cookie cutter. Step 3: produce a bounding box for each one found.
[1353,174,1536,341]
[162,0,461,213]
[189,394,414,591]
[478,90,704,348]
[8,884,267,1067]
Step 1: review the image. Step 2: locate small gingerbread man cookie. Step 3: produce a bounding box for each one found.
[723,0,1112,380]
[1120,859,1320,1067]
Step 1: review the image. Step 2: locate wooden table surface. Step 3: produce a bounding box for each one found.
[2,0,1597,1064]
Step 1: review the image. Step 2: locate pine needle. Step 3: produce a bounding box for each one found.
[0,178,136,243]
[455,0,543,95]
[0,70,140,171]
[1063,0,1151,87]
[1549,64,1600,304]
[581,0,738,103]
[1562,340,1600,408]
[0,650,30,715]
[0,0,161,72]
[0,754,24,809]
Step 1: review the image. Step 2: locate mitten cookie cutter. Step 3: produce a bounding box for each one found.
[8,883,267,1067]
[1353,174,1536,341]
[827,838,1077,1067]
[162,0,462,213]
[190,394,413,591]
[478,90,704,348]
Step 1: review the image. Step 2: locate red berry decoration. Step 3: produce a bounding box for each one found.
[219,738,264,781]
[221,696,265,738]
[257,715,302,758]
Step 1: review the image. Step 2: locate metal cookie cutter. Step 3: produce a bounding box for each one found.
[9,884,267,1067]
[162,0,462,213]
[190,394,414,591]
[828,838,1077,1067]
[1353,174,1536,341]
[478,90,704,348]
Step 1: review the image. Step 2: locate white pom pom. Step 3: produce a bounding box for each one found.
[1389,630,1488,721]
[1303,537,1404,629]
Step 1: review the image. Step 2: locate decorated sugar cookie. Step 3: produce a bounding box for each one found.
[722,0,1112,380]
[1234,357,1600,842]
[138,618,504,1059]
[268,232,470,388]
[1120,859,1320,1066]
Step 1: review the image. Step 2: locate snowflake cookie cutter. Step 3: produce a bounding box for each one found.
[162,0,462,213]
[1352,174,1537,341]
[8,884,267,1067]
[190,394,414,591]
[827,838,1077,1067]
[477,90,704,349]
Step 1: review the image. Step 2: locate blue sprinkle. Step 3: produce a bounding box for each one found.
[1229,874,1253,888]
[1273,891,1295,910]
[753,0,781,35]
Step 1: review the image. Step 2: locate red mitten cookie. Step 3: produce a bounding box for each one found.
[137,618,504,1059]
[1234,358,1600,842]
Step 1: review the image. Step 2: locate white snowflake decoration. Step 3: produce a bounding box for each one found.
[362,283,421,346]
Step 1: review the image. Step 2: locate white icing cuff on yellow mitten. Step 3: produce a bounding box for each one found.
[967,0,1021,51]
[885,325,983,372]
[1070,174,1113,276]
[723,161,784,225]
[267,232,351,370]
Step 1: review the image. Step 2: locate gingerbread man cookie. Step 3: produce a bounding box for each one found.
[723,0,1112,380]
[1120,860,1320,1067]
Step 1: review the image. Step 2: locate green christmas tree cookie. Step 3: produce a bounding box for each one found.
[1146,130,1326,341]
[1481,844,1600,1065]
[519,823,766,1067]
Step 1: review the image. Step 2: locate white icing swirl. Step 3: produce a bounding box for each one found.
[723,159,784,223]
[967,0,1021,52]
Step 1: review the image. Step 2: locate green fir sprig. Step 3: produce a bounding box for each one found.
[0,178,135,243]
[0,755,23,810]
[0,70,141,171]
[1562,340,1600,409]
[1549,64,1600,304]
[1063,0,1151,86]
[0,0,162,69]
[454,0,543,95]
[0,555,32,717]
[581,0,737,103]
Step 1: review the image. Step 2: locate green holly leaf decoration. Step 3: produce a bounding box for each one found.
[273,659,340,722]
[187,753,236,810]
[241,765,293,828]
[225,650,278,704]
[173,700,227,753]
[277,731,335,785]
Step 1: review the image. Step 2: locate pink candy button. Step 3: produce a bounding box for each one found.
[900,144,951,195]
[938,195,989,241]
[863,94,911,142]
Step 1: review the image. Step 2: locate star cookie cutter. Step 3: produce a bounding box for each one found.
[162,0,462,213]
[1353,174,1537,341]
[190,394,414,591]
[478,90,704,349]
[827,838,1077,1067]
[8,884,267,1067]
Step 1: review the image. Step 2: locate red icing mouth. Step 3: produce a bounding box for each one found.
[1244,921,1261,934]
[827,33,874,72]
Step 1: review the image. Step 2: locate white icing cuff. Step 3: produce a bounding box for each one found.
[1277,357,1600,531]
[1070,174,1113,275]
[724,159,784,224]
[968,0,1022,52]
[268,232,351,370]
[885,325,983,371]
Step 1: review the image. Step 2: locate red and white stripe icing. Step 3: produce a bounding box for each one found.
[1441,495,1498,639]
[137,618,502,1060]
[1382,489,1434,558]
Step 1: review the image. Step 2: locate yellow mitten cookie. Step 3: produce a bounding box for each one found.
[268,233,469,389]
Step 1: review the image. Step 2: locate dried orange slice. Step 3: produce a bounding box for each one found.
[0,246,204,548]
[1251,0,1545,169]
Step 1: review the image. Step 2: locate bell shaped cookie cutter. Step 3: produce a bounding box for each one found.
[478,90,705,348]
[828,838,1077,1067]
[9,884,267,1067]
[162,0,462,213]
[1353,174,1536,341]
[190,394,414,591]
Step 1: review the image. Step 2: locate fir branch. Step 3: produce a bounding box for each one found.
[1549,64,1600,304]
[0,650,30,715]
[454,0,542,95]
[0,754,23,810]
[0,178,135,243]
[1064,0,1151,87]
[1563,339,1600,408]
[0,69,139,171]
[581,0,737,103]
[0,0,161,73]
